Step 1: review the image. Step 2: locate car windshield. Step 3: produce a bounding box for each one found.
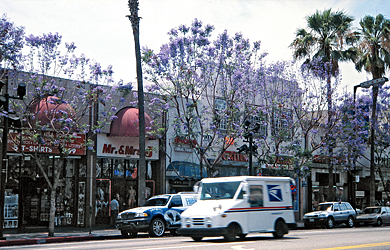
[363,208,381,214]
[315,204,333,211]
[200,181,241,200]
[143,196,170,206]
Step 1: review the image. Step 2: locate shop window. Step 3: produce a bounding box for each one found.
[113,159,124,177]
[102,158,111,178]
[125,160,138,179]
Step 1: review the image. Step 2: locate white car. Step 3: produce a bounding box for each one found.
[354,206,390,227]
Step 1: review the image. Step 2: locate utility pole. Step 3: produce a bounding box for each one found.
[127,0,146,206]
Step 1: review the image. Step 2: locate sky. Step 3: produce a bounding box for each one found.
[2,0,390,94]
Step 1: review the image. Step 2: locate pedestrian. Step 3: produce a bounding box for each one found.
[110,194,120,227]
[116,193,125,212]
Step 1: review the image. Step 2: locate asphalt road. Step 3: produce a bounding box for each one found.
[2,226,390,250]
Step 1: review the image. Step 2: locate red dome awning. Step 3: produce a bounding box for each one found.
[109,107,153,137]
[28,96,76,129]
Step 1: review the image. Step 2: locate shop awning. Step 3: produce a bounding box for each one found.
[28,96,76,129]
[166,161,207,180]
[109,107,153,137]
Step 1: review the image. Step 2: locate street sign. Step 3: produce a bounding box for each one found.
[359,77,388,88]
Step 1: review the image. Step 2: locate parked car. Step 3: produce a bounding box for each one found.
[116,192,197,237]
[303,201,356,229]
[354,206,390,227]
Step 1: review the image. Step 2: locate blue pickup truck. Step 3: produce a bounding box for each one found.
[116,192,197,237]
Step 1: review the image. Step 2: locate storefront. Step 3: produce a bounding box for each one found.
[4,131,86,228]
[94,107,161,225]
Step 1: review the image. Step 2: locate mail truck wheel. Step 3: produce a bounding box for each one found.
[149,218,166,237]
[224,223,239,242]
[273,220,287,239]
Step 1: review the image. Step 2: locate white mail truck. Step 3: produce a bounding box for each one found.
[179,176,296,241]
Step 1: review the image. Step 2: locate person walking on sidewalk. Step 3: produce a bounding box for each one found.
[110,194,120,227]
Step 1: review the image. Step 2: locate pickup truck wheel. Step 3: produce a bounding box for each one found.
[346,216,354,228]
[273,220,287,239]
[149,218,166,237]
[192,236,203,242]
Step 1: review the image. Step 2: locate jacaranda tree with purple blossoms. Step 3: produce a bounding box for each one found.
[3,30,130,236]
[142,19,267,177]
[0,14,25,69]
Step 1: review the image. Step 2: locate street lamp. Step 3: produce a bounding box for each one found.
[354,77,388,207]
[0,72,26,239]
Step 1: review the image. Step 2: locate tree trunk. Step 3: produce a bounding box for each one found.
[48,188,56,237]
[326,76,335,201]
[128,0,146,206]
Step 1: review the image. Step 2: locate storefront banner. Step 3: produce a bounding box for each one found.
[7,131,86,155]
[96,134,159,160]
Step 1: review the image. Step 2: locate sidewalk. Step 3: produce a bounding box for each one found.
[0,225,122,247]
[0,221,305,247]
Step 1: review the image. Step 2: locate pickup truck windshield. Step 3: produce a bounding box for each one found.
[143,196,170,206]
[200,181,241,200]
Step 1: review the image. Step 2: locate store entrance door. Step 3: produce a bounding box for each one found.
[20,177,49,227]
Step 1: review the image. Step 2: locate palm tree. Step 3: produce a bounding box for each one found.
[290,9,356,202]
[355,14,390,79]
[354,14,390,206]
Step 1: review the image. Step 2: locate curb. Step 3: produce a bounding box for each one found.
[0,234,122,247]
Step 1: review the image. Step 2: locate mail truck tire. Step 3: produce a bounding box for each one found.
[239,234,247,240]
[149,218,166,237]
[224,224,239,241]
[273,220,287,239]
[326,217,334,229]
[192,236,203,241]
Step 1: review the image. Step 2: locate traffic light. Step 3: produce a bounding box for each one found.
[237,144,248,153]
[0,96,6,109]
[8,116,21,128]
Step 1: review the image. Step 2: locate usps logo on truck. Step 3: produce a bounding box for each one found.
[267,185,283,202]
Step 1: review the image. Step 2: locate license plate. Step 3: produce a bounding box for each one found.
[310,219,314,222]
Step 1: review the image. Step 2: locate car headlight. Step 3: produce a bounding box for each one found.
[135,212,148,218]
[319,214,326,218]
[303,215,308,219]
[185,218,191,224]
[205,217,212,224]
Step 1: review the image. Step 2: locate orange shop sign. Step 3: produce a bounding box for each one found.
[7,131,86,155]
